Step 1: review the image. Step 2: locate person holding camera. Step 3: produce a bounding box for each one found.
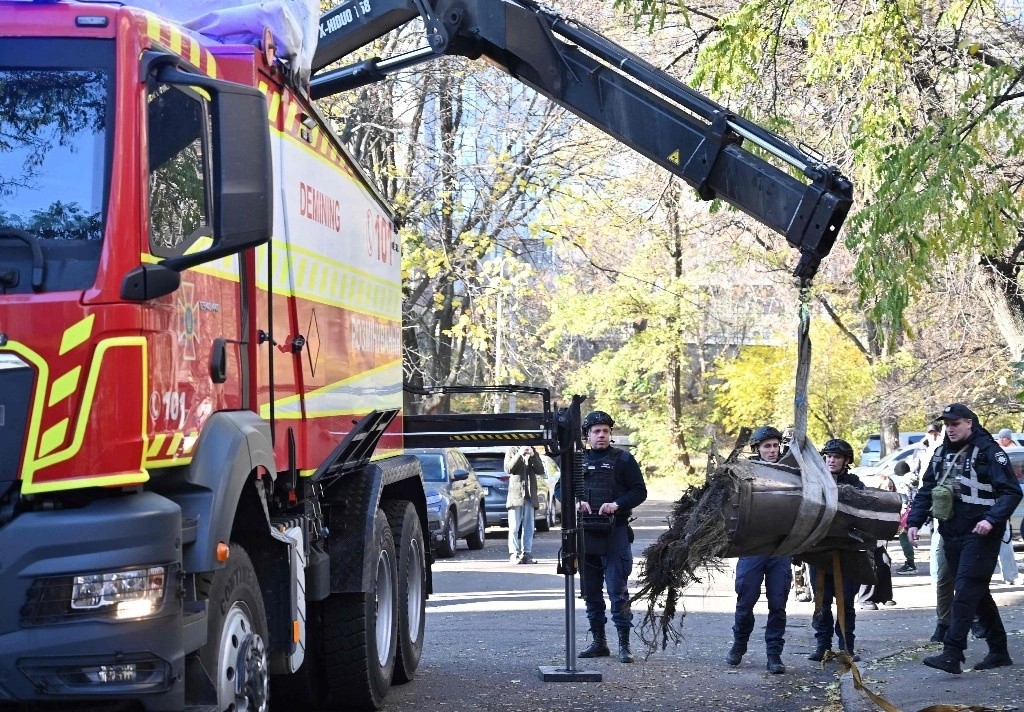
[503,444,544,564]
[576,410,647,663]
[907,403,1023,674]
[726,426,792,674]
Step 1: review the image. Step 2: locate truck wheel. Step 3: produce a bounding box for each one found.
[436,510,456,558]
[465,505,486,550]
[383,500,426,684]
[269,600,328,711]
[322,511,398,710]
[199,544,270,712]
[536,496,551,533]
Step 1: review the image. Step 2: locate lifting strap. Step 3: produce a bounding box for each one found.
[775,281,837,556]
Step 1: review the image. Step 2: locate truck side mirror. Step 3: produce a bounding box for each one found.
[144,55,273,274]
[120,263,181,301]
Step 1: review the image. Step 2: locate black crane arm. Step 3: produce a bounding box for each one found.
[312,0,853,279]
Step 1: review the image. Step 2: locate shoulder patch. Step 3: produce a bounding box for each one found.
[995,451,1008,466]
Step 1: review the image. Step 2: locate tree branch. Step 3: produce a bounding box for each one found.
[817,295,871,360]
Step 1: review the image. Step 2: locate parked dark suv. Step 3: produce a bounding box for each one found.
[461,447,553,531]
[407,448,487,558]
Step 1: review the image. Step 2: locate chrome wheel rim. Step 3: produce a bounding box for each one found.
[375,546,396,666]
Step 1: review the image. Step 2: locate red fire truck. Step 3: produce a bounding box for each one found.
[0,0,852,710]
[1,2,424,710]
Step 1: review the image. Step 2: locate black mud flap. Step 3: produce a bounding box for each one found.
[311,409,399,486]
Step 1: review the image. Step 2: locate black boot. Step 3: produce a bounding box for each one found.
[923,644,964,674]
[725,641,746,666]
[766,654,785,674]
[974,649,1013,671]
[617,628,634,664]
[929,623,948,643]
[808,645,831,662]
[578,628,610,658]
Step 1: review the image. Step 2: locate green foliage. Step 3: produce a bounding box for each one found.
[0,202,100,241]
[711,321,874,445]
[615,0,1023,341]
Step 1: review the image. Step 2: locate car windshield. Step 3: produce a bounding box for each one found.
[466,455,505,472]
[0,39,112,292]
[414,455,447,482]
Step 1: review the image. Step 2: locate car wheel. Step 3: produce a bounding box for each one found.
[465,505,486,550]
[436,510,456,558]
[383,500,426,684]
[536,497,551,533]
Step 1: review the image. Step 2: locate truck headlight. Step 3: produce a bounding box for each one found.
[71,566,166,618]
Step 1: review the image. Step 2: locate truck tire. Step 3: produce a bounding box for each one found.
[436,510,456,558]
[269,600,328,710]
[465,504,486,550]
[322,511,398,710]
[199,544,270,712]
[382,500,426,684]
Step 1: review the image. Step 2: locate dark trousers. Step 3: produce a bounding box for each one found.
[732,555,792,655]
[809,565,859,650]
[582,525,633,630]
[858,546,893,604]
[942,531,1007,652]
[899,530,915,566]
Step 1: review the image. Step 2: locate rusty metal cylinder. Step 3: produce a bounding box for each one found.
[722,460,902,558]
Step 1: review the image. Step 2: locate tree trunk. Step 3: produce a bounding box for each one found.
[665,181,694,475]
[976,256,1024,361]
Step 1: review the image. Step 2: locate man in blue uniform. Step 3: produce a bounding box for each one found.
[907,403,1023,674]
[577,410,647,663]
[726,426,792,674]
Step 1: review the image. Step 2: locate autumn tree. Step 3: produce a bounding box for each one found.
[608,0,1022,451]
[316,26,597,410]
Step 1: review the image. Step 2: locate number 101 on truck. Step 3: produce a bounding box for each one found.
[0,1,429,710]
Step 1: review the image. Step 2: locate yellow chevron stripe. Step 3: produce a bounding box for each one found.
[147,433,168,459]
[39,418,70,457]
[285,100,299,133]
[167,431,184,457]
[169,27,183,55]
[49,366,81,407]
[60,315,95,355]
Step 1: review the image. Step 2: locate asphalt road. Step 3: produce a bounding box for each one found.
[383,497,865,712]
[384,495,1024,711]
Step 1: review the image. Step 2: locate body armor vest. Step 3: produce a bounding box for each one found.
[929,444,995,508]
[583,447,622,510]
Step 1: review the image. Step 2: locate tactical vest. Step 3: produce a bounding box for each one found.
[583,447,623,510]
[928,444,996,508]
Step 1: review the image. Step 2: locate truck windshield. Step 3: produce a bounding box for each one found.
[0,39,113,292]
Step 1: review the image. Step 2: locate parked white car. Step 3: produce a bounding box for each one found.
[853,444,922,489]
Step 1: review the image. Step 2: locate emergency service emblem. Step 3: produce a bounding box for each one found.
[177,282,198,361]
[996,452,1008,466]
